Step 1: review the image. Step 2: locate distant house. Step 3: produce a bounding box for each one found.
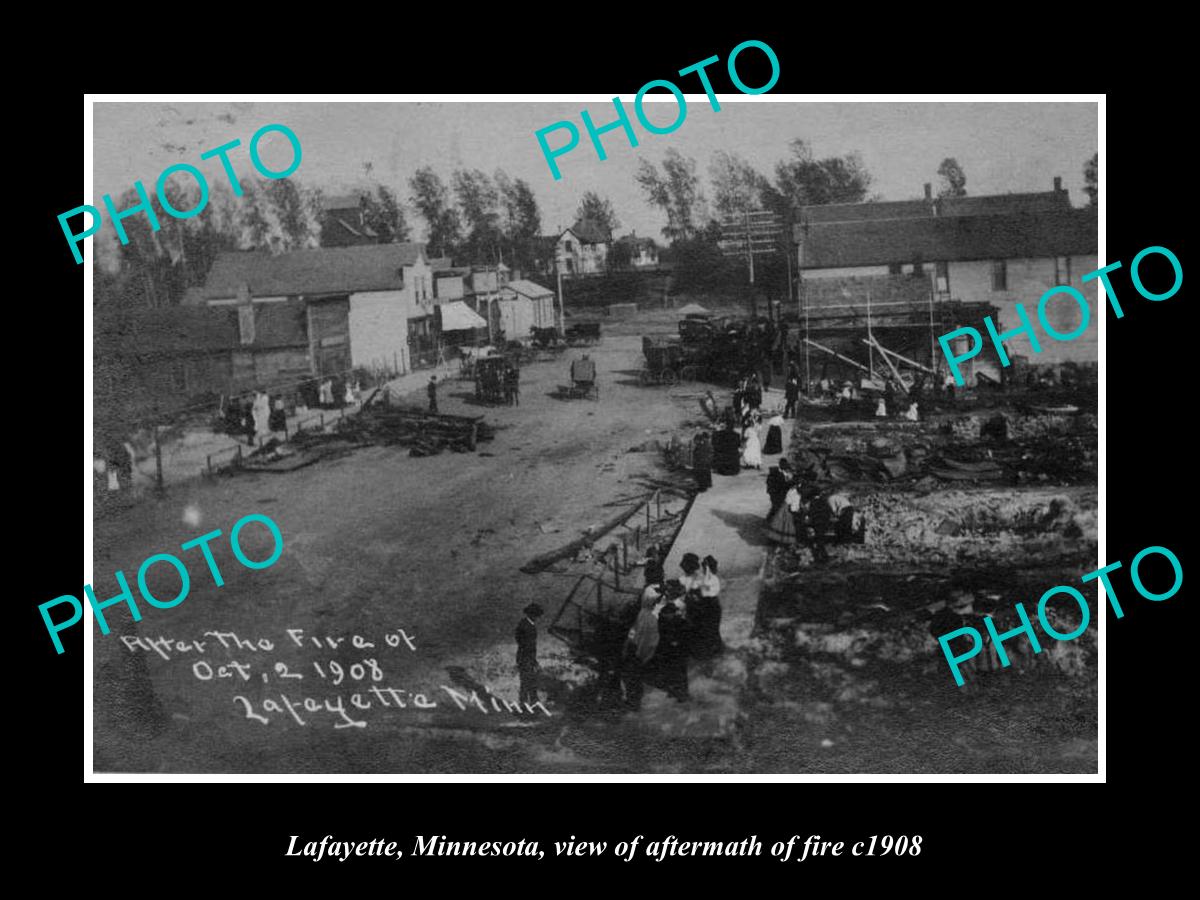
[549,219,612,275]
[319,194,378,247]
[613,232,660,268]
[196,242,436,382]
[493,279,556,342]
[794,177,1098,375]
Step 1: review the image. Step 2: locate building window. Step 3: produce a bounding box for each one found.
[888,263,903,276]
[992,260,1008,291]
[912,260,925,276]
[1054,256,1071,284]
[935,261,949,293]
[564,240,574,253]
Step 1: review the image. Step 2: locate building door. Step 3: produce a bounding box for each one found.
[306,296,352,377]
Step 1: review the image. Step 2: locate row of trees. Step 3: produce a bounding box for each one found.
[634,144,1098,293]
[632,140,878,293]
[95,154,644,312]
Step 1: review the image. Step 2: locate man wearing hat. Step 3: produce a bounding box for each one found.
[516,603,545,706]
[427,375,439,414]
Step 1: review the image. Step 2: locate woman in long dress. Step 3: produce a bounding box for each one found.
[252,391,272,442]
[763,412,784,455]
[688,556,724,659]
[741,418,763,470]
[766,478,800,544]
[623,591,661,709]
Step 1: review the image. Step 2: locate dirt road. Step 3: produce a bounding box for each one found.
[93,330,708,772]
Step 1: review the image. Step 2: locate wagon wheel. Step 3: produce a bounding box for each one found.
[661,368,679,386]
[679,365,698,382]
[639,370,654,387]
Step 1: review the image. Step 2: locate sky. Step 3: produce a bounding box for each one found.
[92,99,1098,246]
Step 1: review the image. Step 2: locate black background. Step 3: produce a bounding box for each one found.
[18,23,1189,886]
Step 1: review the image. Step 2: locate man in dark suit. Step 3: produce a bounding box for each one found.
[427,376,439,413]
[516,603,544,706]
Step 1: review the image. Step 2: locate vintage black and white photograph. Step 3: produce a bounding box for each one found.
[87,98,1099,774]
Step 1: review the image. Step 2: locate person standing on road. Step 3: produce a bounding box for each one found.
[766,461,790,518]
[516,603,544,706]
[427,375,439,414]
[784,370,800,419]
[624,590,661,709]
[655,604,690,702]
[507,364,520,406]
[643,544,664,590]
[501,365,513,405]
[252,390,272,443]
[688,555,724,660]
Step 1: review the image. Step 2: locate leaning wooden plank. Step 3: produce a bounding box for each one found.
[862,337,935,375]
[520,497,651,574]
[864,338,910,395]
[803,337,870,373]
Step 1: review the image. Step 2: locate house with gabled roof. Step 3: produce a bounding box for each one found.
[319,194,379,247]
[793,177,1099,373]
[195,242,436,381]
[613,232,660,269]
[493,279,557,343]
[550,219,612,275]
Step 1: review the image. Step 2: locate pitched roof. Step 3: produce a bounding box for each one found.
[321,193,366,212]
[938,191,1071,218]
[503,278,554,299]
[570,219,613,244]
[615,233,658,249]
[796,208,1097,269]
[800,189,1071,225]
[203,243,427,299]
[801,199,932,224]
[96,306,238,355]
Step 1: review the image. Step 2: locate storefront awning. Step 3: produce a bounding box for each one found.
[439,301,487,331]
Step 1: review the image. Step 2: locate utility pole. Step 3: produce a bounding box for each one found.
[556,265,565,333]
[745,206,755,318]
[866,286,875,380]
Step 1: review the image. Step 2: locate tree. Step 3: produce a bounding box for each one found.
[607,239,633,269]
[266,178,315,250]
[763,139,872,216]
[452,168,502,264]
[238,180,274,251]
[575,191,620,235]
[936,157,967,198]
[361,184,409,243]
[1083,152,1098,206]
[635,149,706,243]
[409,167,461,258]
[495,170,541,271]
[709,151,767,220]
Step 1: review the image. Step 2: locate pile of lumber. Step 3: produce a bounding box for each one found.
[335,404,494,455]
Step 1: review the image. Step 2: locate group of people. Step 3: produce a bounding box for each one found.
[765,458,864,562]
[513,548,725,712]
[619,549,723,707]
[221,391,289,446]
[691,378,787,491]
[473,361,521,406]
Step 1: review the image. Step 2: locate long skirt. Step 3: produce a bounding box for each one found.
[763,424,783,455]
[766,503,797,544]
[741,431,763,469]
